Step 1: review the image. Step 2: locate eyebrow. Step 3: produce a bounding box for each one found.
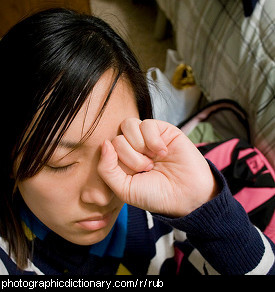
[58,139,83,150]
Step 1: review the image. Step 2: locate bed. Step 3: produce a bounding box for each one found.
[154,0,275,169]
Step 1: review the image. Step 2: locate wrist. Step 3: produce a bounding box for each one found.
[172,159,222,218]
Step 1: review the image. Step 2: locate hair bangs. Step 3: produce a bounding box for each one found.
[15,37,118,182]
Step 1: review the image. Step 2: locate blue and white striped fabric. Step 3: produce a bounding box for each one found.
[156,0,275,168]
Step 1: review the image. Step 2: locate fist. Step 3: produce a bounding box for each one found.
[98,118,218,217]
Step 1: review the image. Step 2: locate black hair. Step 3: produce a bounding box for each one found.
[0,8,152,269]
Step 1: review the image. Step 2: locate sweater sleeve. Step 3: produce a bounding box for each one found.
[153,161,275,275]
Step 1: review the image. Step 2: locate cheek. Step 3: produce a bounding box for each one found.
[18,173,82,230]
[18,172,77,207]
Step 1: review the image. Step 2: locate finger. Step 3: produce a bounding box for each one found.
[98,140,129,200]
[156,119,184,147]
[139,119,168,157]
[120,118,155,157]
[112,135,154,173]
[120,118,144,151]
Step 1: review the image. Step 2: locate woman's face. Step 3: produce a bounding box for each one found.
[18,69,139,245]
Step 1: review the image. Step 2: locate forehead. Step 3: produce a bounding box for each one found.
[60,69,139,147]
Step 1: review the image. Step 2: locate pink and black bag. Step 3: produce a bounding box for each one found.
[178,99,275,242]
[197,138,275,242]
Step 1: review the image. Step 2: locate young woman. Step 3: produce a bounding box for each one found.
[0,8,274,275]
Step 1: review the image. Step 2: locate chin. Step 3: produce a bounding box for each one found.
[68,224,114,246]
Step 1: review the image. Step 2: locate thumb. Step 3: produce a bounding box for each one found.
[98,140,130,200]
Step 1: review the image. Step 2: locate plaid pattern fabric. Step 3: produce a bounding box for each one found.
[157,0,275,168]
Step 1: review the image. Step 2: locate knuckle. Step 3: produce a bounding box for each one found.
[121,117,141,132]
[111,135,125,149]
[139,119,156,135]
[140,118,152,127]
[140,119,164,151]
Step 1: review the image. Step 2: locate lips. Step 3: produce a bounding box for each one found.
[77,211,114,231]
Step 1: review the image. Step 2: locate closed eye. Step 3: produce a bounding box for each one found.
[46,163,75,173]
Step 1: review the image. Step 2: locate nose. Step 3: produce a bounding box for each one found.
[80,176,114,206]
